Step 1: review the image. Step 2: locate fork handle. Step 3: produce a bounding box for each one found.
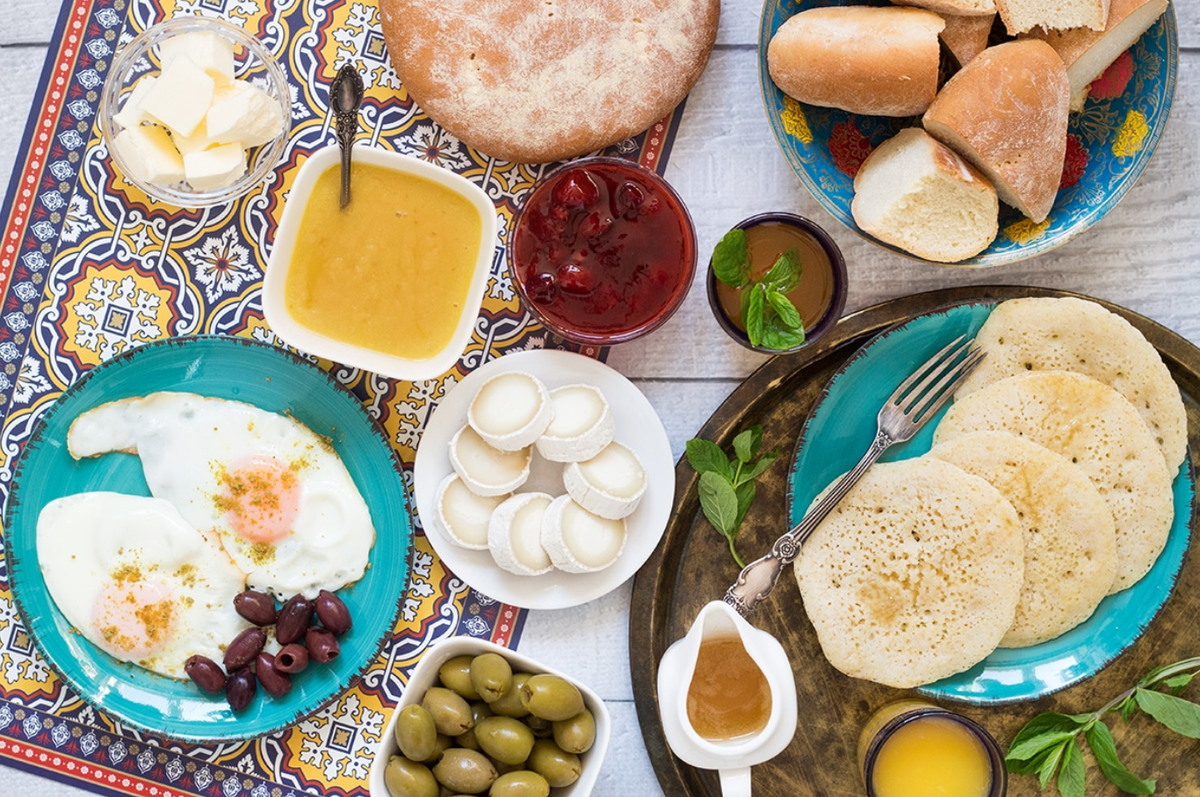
[723,429,892,617]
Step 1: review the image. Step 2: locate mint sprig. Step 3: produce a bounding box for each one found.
[1006,656,1200,797]
[712,229,806,350]
[686,425,778,568]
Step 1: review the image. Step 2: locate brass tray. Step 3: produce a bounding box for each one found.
[630,286,1200,797]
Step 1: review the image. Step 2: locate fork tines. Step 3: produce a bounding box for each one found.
[890,336,985,424]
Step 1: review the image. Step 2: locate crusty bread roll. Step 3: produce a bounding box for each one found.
[923,40,1070,223]
[996,0,1110,34]
[939,12,997,67]
[379,0,720,163]
[1024,0,1168,102]
[767,7,945,117]
[851,128,998,263]
[893,0,994,17]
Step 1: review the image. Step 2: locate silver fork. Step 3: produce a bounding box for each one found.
[723,335,985,617]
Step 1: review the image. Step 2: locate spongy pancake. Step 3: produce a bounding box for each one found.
[957,297,1186,470]
[935,371,1173,593]
[793,458,1024,689]
[928,431,1118,647]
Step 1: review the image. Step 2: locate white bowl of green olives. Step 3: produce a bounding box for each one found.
[368,637,611,797]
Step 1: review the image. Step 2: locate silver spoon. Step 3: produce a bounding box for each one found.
[330,63,364,209]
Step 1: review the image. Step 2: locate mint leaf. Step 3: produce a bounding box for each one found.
[686,438,732,481]
[1057,739,1086,797]
[740,450,779,483]
[764,248,801,293]
[734,480,756,528]
[1165,673,1196,692]
[766,289,803,331]
[745,284,766,347]
[1084,721,1156,793]
[1007,713,1088,762]
[732,427,759,463]
[760,318,805,351]
[712,229,750,288]
[698,471,739,536]
[1136,687,1200,738]
[1036,740,1067,787]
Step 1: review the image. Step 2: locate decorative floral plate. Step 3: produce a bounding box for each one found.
[758,0,1179,267]
[787,300,1195,703]
[4,336,413,742]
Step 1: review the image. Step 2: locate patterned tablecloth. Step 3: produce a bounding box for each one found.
[0,0,687,794]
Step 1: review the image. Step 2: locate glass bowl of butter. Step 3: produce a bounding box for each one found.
[99,16,291,208]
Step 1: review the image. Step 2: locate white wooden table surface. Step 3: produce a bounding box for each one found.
[1,1,1197,795]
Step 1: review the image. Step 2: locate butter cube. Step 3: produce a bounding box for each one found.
[184,142,246,190]
[141,56,215,138]
[112,76,158,130]
[171,124,215,157]
[112,125,186,185]
[159,31,235,80]
[206,80,284,148]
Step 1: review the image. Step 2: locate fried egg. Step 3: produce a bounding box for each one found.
[36,492,250,679]
[67,391,376,598]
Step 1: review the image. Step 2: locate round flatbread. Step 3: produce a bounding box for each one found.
[934,370,1174,593]
[794,457,1024,689]
[379,0,720,163]
[928,431,1118,647]
[957,297,1187,471]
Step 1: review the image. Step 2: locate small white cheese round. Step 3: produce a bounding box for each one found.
[448,425,532,497]
[541,495,627,574]
[435,474,508,550]
[562,441,647,519]
[468,371,554,451]
[488,492,555,576]
[535,384,615,463]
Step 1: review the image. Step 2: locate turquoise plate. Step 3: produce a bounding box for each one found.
[787,301,1195,703]
[759,0,1179,267]
[4,336,413,742]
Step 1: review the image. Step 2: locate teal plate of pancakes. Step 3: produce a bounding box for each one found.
[4,335,412,742]
[787,301,1194,703]
[759,0,1179,267]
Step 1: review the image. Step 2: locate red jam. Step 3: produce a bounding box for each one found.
[510,158,696,344]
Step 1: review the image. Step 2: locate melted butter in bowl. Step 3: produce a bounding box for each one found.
[264,144,497,380]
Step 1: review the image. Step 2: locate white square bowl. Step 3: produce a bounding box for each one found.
[367,637,611,797]
[263,144,498,381]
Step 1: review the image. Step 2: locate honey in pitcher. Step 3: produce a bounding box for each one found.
[685,635,773,741]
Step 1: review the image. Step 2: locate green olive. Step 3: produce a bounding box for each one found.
[474,716,536,765]
[527,739,582,788]
[383,755,439,797]
[432,748,497,794]
[552,708,596,754]
[395,704,438,761]
[488,770,549,797]
[423,687,475,736]
[438,656,481,701]
[456,726,481,751]
[424,733,452,764]
[489,673,532,718]
[471,701,495,724]
[523,715,552,738]
[518,674,584,721]
[470,653,513,703]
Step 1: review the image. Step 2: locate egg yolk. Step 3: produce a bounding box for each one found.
[91,577,177,661]
[213,455,301,544]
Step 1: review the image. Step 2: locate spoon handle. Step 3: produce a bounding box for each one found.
[330,64,364,209]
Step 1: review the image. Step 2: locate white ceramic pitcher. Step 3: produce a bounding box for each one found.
[657,600,798,797]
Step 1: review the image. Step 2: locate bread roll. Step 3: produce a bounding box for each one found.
[1024,0,1168,102]
[996,0,1110,34]
[939,12,997,67]
[767,7,945,117]
[851,128,998,263]
[923,40,1069,223]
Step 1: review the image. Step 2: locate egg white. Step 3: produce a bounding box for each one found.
[67,391,376,598]
[36,492,250,679]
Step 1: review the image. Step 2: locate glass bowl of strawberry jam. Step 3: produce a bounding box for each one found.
[508,157,697,345]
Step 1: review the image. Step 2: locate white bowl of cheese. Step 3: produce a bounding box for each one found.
[99,16,291,208]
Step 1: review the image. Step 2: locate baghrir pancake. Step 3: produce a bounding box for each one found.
[934,370,1174,594]
[928,431,1118,648]
[379,0,720,163]
[794,457,1024,689]
[956,297,1187,471]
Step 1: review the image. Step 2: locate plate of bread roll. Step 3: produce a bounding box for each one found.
[759,0,1177,266]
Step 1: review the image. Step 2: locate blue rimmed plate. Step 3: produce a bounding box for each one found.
[4,336,413,742]
[786,301,1195,703]
[759,0,1179,267]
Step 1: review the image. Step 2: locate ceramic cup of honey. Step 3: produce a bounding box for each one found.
[657,600,798,797]
[858,700,1007,797]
